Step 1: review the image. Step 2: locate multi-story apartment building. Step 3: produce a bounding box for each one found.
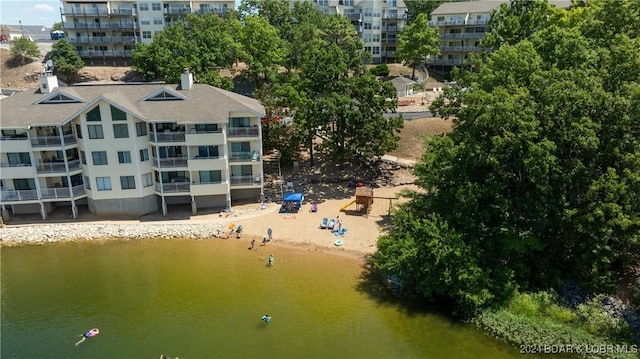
[299,0,407,64]
[427,0,572,69]
[0,70,265,220]
[60,0,235,65]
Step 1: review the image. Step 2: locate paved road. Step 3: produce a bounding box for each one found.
[385,111,434,119]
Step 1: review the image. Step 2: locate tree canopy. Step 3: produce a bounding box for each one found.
[395,13,440,79]
[50,39,84,82]
[370,0,640,315]
[10,37,39,65]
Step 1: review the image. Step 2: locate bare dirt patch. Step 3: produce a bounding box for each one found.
[387,117,454,161]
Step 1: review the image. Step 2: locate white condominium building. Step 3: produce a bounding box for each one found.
[0,70,265,220]
[428,0,572,68]
[60,0,235,65]
[298,0,408,64]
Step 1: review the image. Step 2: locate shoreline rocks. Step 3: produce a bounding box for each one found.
[0,223,235,247]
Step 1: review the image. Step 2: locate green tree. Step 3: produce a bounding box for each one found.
[395,13,440,80]
[132,14,236,89]
[50,39,84,82]
[372,3,640,315]
[236,15,287,88]
[52,22,63,31]
[10,37,39,64]
[405,0,448,23]
[482,0,565,49]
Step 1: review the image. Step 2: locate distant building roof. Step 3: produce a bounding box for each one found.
[390,76,416,85]
[431,0,571,16]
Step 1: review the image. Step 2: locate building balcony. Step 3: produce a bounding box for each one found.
[164,7,191,15]
[440,45,484,52]
[381,38,397,44]
[230,175,261,187]
[151,157,188,168]
[30,134,77,147]
[77,50,133,58]
[442,32,487,39]
[384,27,399,34]
[40,184,86,200]
[155,182,190,193]
[382,12,407,20]
[149,131,186,143]
[229,151,259,163]
[36,159,81,174]
[227,127,258,138]
[347,13,362,22]
[109,8,137,16]
[0,133,28,141]
[1,189,38,202]
[429,20,465,27]
[427,58,466,66]
[61,7,109,16]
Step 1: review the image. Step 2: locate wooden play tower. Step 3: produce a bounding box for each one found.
[355,186,374,216]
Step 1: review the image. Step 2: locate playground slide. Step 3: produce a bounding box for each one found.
[339,199,357,212]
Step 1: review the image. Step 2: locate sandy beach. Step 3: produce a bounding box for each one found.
[1,184,418,261]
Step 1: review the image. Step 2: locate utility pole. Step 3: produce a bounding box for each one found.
[18,20,24,38]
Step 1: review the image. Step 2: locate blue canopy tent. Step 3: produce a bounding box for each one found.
[281,193,304,213]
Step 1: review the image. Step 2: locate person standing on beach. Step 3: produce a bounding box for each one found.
[337,216,343,231]
[268,253,274,266]
[250,239,255,250]
[267,226,273,241]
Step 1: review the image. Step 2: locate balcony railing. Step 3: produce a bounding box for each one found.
[40,185,86,199]
[442,32,487,39]
[164,7,191,15]
[152,157,188,168]
[440,45,484,52]
[61,7,109,15]
[0,162,32,168]
[109,8,137,16]
[77,50,133,57]
[381,38,397,44]
[156,182,191,193]
[36,159,81,173]
[0,134,28,141]
[228,127,259,137]
[149,131,186,143]
[427,58,465,66]
[191,155,221,160]
[229,151,258,162]
[230,175,261,186]
[382,13,407,20]
[30,134,77,147]
[1,189,38,202]
[347,13,362,21]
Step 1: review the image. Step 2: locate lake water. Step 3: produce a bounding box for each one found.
[1,238,538,358]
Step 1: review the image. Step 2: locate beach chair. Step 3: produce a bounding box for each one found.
[320,217,328,229]
[310,202,318,212]
[327,218,336,230]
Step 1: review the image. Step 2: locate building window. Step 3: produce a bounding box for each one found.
[437,16,445,21]
[75,124,82,138]
[198,146,218,158]
[141,18,151,25]
[139,3,149,11]
[364,22,372,30]
[152,2,161,11]
[84,176,91,189]
[142,31,152,39]
[118,151,132,163]
[111,105,126,121]
[96,177,112,191]
[87,125,104,139]
[120,176,136,189]
[92,151,108,165]
[140,148,149,161]
[373,47,380,55]
[86,106,101,121]
[142,172,153,187]
[7,152,31,165]
[113,124,129,138]
[80,150,86,164]
[136,122,147,136]
[195,124,218,133]
[153,17,163,25]
[200,170,222,183]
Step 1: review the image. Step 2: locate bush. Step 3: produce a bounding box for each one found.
[10,37,39,65]
[370,63,390,76]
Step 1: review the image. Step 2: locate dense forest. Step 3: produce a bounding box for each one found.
[370,0,639,335]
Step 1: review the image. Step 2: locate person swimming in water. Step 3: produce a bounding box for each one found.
[261,314,271,322]
[75,328,99,346]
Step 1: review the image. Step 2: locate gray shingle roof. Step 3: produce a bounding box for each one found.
[0,81,265,129]
[431,0,571,16]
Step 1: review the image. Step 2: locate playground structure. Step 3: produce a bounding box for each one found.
[339,187,398,217]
